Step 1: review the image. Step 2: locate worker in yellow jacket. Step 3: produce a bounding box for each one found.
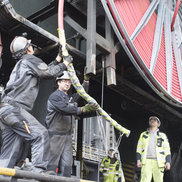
[136,116,171,182]
[99,148,125,182]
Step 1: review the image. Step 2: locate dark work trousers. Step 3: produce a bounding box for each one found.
[47,134,72,177]
[0,105,50,172]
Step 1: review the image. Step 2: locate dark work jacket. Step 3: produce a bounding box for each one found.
[2,54,67,111]
[45,81,89,135]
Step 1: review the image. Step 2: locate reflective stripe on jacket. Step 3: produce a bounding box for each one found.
[99,156,121,182]
[136,131,171,167]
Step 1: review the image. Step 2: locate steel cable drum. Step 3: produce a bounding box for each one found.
[101,0,182,107]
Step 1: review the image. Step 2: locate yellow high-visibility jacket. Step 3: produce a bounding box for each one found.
[99,156,122,182]
[136,130,171,168]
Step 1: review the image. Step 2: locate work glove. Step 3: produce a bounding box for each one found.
[81,103,100,113]
[63,54,73,64]
[58,44,65,57]
[84,66,91,81]
[58,44,73,64]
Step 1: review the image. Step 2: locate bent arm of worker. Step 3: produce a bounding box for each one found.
[99,157,106,173]
[25,55,67,78]
[116,161,122,178]
[136,134,143,160]
[49,94,82,115]
[163,135,171,164]
[165,143,171,170]
[163,134,171,164]
[136,133,143,167]
[166,154,171,164]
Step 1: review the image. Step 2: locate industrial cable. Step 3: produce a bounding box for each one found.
[57,0,130,136]
[67,64,130,136]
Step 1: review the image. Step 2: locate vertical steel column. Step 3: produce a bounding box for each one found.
[86,0,96,74]
[76,117,83,178]
[105,15,116,85]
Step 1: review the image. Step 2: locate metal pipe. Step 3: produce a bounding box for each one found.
[101,58,105,109]
[0,168,80,182]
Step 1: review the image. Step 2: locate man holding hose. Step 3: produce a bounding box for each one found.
[0,34,71,172]
[45,69,99,177]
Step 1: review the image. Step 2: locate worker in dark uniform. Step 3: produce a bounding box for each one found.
[0,35,72,172]
[45,70,99,177]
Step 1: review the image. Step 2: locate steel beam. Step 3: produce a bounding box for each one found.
[130,0,160,41]
[0,0,85,61]
[64,15,114,54]
[105,15,116,85]
[27,1,57,23]
[164,8,173,94]
[172,15,182,97]
[150,1,166,73]
[86,0,96,74]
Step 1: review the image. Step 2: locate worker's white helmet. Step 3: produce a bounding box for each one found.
[10,36,31,54]
[108,148,117,158]
[149,116,161,127]
[56,71,70,82]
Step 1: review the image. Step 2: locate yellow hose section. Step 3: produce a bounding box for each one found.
[0,168,15,176]
[67,64,130,137]
[57,28,68,57]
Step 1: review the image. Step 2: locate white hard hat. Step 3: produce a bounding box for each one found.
[56,71,70,82]
[10,36,31,53]
[108,147,117,158]
[149,116,161,126]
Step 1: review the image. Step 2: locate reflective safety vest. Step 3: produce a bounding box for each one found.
[99,156,122,182]
[136,131,171,168]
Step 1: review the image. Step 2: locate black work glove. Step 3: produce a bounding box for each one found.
[116,164,119,170]
[58,44,73,64]
[118,177,121,182]
[58,44,63,57]
[99,172,103,182]
[63,54,73,64]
